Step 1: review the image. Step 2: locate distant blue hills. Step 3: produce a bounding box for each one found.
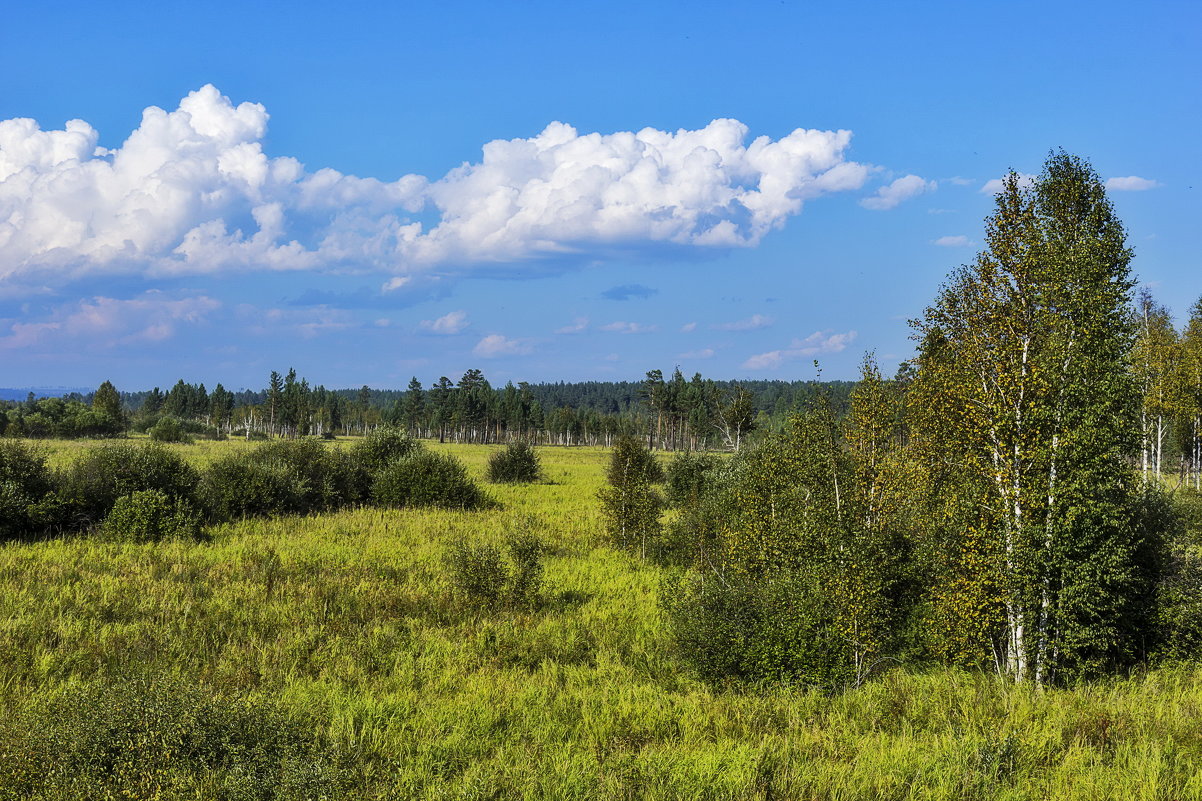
[0,387,92,401]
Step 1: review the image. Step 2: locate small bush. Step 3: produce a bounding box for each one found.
[199,443,349,522]
[446,540,510,608]
[57,443,199,528]
[662,568,855,687]
[372,451,489,510]
[148,416,194,444]
[446,526,547,609]
[253,439,358,513]
[506,526,546,606]
[0,441,52,540]
[487,441,543,483]
[598,436,663,558]
[101,489,202,543]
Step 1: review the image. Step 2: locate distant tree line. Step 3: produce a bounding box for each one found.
[1,367,854,450]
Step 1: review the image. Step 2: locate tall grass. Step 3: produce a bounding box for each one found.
[2,441,1202,798]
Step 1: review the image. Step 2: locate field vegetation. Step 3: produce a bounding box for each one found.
[3,440,1202,798]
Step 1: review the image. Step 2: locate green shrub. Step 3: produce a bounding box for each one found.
[664,451,719,507]
[662,568,856,687]
[57,443,199,528]
[446,540,510,608]
[148,416,194,444]
[199,445,342,522]
[598,436,663,558]
[487,441,543,483]
[252,439,358,513]
[349,426,422,474]
[372,451,489,510]
[0,441,52,540]
[101,489,202,543]
[0,675,347,800]
[506,527,546,606]
[445,526,547,609]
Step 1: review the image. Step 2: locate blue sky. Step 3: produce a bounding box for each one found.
[1,0,1198,391]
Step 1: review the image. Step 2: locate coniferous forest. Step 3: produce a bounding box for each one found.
[5,152,1202,798]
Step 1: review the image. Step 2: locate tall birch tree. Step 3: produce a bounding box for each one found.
[913,151,1154,683]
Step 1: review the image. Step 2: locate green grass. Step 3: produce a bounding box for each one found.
[4,440,1202,798]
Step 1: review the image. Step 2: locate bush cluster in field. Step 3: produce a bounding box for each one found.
[0,429,492,543]
[0,674,348,800]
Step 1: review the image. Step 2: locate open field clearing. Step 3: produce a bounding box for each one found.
[1,439,1201,799]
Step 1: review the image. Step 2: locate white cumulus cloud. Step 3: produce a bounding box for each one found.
[742,329,857,370]
[860,175,935,210]
[419,309,469,334]
[473,333,533,358]
[1105,176,1160,191]
[0,85,872,290]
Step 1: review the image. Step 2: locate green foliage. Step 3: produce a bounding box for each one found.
[445,540,509,607]
[198,452,305,521]
[372,450,489,510]
[445,525,547,609]
[57,442,199,528]
[911,151,1155,683]
[148,415,194,444]
[663,372,912,688]
[487,440,543,483]
[505,526,546,606]
[0,675,347,800]
[663,451,719,508]
[101,489,202,543]
[200,438,357,520]
[0,441,52,540]
[663,570,856,687]
[598,436,664,558]
[348,426,422,473]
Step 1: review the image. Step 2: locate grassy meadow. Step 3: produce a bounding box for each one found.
[4,438,1202,799]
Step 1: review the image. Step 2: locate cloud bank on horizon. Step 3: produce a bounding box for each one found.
[0,85,879,290]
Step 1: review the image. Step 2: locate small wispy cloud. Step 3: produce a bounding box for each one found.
[712,313,774,331]
[932,235,972,247]
[742,330,857,370]
[601,283,657,301]
[860,175,936,210]
[1105,176,1160,191]
[601,321,658,334]
[473,334,533,358]
[679,348,715,359]
[555,317,589,334]
[981,173,1036,194]
[680,322,697,333]
[419,309,469,334]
